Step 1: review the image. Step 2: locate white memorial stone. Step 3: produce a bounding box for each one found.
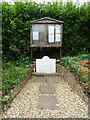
[36,56,56,73]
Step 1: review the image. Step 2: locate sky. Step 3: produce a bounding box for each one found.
[1,0,89,4]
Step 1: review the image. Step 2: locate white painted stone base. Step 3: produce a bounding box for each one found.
[36,56,56,73]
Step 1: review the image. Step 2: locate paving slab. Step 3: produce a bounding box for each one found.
[39,84,56,94]
[47,77,60,83]
[31,77,46,83]
[37,96,58,109]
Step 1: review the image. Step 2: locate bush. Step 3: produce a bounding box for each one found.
[61,54,90,84]
[16,55,31,66]
[2,62,30,94]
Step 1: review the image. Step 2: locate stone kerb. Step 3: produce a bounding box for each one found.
[57,64,88,105]
[36,56,56,73]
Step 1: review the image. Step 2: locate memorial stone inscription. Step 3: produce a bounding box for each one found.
[36,56,56,73]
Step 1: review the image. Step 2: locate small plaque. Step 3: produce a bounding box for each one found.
[36,56,56,73]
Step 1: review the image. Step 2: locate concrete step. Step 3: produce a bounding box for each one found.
[32,72,61,77]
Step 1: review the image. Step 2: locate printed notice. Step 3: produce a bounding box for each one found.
[49,35,54,42]
[56,28,60,34]
[55,24,60,29]
[33,32,38,40]
[55,25,61,34]
[55,34,60,42]
[48,25,54,34]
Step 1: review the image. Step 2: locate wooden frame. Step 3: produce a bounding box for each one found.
[30,17,64,60]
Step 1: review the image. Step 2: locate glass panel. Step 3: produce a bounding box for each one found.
[32,24,46,45]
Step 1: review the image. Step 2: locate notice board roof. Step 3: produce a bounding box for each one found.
[30,17,64,24]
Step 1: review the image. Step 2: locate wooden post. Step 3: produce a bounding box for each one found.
[60,47,62,59]
[31,47,33,61]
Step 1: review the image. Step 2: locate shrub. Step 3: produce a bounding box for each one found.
[2,62,30,94]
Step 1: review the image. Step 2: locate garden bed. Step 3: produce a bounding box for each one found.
[60,54,90,97]
[2,60,33,111]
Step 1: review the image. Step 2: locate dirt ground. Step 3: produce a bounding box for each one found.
[77,60,90,95]
[77,60,90,74]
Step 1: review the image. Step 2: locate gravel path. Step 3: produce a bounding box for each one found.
[2,76,88,118]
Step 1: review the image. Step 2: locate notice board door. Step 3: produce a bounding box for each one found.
[32,24,46,45]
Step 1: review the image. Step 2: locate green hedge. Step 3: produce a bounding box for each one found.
[2,1,90,60]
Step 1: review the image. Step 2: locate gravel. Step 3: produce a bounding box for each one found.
[2,76,88,118]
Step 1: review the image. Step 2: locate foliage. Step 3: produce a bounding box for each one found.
[2,1,90,60]
[16,55,31,66]
[2,59,31,110]
[2,61,30,95]
[61,54,90,83]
